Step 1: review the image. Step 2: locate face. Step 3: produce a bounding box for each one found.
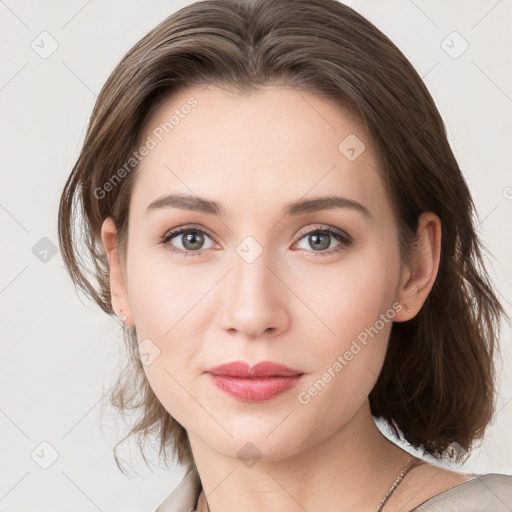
[111,85,409,461]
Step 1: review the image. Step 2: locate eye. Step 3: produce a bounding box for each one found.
[160,225,215,257]
[293,226,352,256]
[159,224,352,258]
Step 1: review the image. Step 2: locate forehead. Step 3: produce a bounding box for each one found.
[130,85,390,223]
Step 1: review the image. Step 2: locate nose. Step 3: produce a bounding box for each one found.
[217,245,290,340]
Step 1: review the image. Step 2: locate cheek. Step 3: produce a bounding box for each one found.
[127,243,211,341]
[303,244,398,347]
[141,359,194,428]
[296,241,400,399]
[126,250,217,424]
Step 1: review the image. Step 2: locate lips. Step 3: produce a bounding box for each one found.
[206,361,303,378]
[206,361,304,402]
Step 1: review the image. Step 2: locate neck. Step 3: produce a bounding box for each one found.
[189,401,414,512]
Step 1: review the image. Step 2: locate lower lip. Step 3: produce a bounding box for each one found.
[207,374,303,402]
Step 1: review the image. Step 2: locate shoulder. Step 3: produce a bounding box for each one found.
[153,463,202,512]
[412,472,512,511]
[388,461,512,512]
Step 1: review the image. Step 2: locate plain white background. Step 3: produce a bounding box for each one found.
[1,0,511,510]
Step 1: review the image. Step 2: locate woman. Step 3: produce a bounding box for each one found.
[57,0,512,510]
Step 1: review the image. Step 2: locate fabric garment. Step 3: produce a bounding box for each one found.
[153,462,512,512]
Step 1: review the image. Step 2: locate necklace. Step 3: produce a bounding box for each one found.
[197,456,422,512]
[376,456,422,511]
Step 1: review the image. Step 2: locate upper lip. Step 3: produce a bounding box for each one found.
[206,361,303,378]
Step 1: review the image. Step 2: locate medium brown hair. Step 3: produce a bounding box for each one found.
[57,0,507,474]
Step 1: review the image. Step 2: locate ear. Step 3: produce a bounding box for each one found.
[393,212,442,322]
[100,217,134,327]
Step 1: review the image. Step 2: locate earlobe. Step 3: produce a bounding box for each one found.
[100,217,134,327]
[394,212,442,322]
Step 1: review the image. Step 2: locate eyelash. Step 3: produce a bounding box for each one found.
[159,224,353,258]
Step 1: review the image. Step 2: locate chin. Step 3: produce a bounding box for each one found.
[199,427,307,464]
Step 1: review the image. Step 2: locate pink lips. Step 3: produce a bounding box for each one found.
[206,361,304,402]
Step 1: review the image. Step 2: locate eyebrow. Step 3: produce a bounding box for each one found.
[146,193,371,218]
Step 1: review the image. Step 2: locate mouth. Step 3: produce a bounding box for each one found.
[205,361,305,402]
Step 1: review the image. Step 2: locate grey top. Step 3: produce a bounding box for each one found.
[154,463,512,512]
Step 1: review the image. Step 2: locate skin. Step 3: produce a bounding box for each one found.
[101,85,473,512]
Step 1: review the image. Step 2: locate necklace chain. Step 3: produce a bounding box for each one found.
[199,456,421,512]
[376,456,421,511]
